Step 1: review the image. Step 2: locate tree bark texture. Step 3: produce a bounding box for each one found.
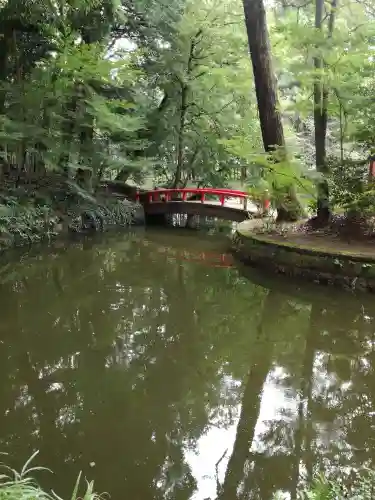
[313,0,337,222]
[242,0,285,152]
[242,0,304,222]
[314,0,329,221]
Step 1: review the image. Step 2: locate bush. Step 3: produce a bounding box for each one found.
[327,157,375,216]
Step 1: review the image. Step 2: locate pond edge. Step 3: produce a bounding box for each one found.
[0,197,145,254]
[231,224,375,293]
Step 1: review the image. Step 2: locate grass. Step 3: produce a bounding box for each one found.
[273,472,375,499]
[0,452,104,500]
[2,452,375,500]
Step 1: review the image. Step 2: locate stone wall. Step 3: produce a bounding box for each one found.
[231,230,375,293]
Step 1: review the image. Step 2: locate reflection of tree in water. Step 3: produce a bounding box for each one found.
[219,290,309,500]
[219,283,375,500]
[2,234,375,500]
[0,233,265,500]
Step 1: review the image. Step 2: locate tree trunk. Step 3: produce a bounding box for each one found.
[242,0,284,151]
[173,33,201,188]
[290,303,320,499]
[58,95,78,176]
[314,0,329,223]
[313,0,337,224]
[220,290,284,499]
[0,28,12,174]
[173,82,188,188]
[77,118,94,192]
[242,0,303,222]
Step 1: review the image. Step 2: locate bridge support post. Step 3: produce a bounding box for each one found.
[186,214,200,229]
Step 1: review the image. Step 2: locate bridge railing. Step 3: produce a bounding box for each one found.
[136,187,253,210]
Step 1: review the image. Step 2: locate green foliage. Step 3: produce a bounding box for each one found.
[142,0,262,187]
[298,475,340,500]
[1,0,375,222]
[0,452,103,500]
[0,0,151,186]
[0,203,54,247]
[292,471,375,500]
[0,0,265,193]
[266,0,375,218]
[327,158,375,215]
[0,178,135,250]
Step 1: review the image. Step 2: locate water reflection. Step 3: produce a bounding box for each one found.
[0,230,374,499]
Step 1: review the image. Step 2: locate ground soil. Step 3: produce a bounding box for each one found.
[241,218,375,260]
[258,231,375,259]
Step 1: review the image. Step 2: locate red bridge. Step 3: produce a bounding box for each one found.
[135,187,269,222]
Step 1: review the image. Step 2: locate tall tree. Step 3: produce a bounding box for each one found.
[242,0,303,221]
[314,0,337,223]
[145,0,260,189]
[242,0,285,153]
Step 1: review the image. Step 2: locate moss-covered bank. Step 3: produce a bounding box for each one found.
[0,176,144,251]
[232,222,375,292]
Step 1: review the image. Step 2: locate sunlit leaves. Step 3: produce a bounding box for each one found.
[270,0,375,168]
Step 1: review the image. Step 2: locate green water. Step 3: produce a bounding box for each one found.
[0,229,374,499]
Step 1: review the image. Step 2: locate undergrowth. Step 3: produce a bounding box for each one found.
[0,176,138,250]
[0,452,104,500]
[2,452,375,500]
[273,471,375,499]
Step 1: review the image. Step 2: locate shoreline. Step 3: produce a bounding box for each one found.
[0,178,145,253]
[232,220,375,293]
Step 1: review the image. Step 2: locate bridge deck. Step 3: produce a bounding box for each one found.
[135,187,268,222]
[143,201,253,222]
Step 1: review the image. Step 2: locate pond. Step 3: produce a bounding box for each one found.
[0,228,374,499]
